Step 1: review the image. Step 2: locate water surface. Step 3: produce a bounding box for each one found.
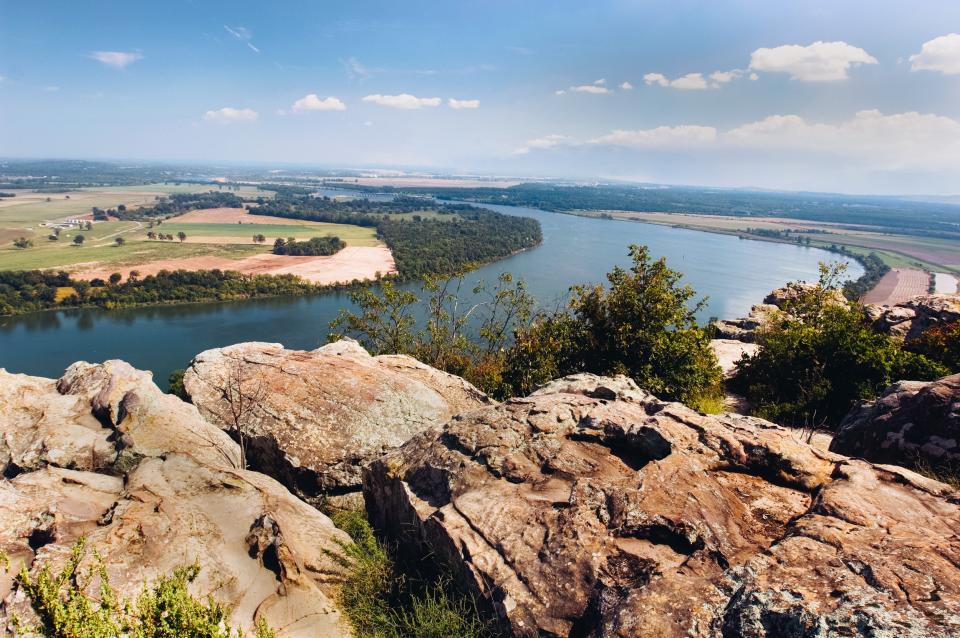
[0,202,861,384]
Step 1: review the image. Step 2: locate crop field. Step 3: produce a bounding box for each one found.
[0,186,387,282]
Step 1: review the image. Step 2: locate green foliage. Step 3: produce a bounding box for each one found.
[13,237,33,249]
[8,538,274,638]
[73,234,85,246]
[167,368,189,400]
[503,245,723,405]
[732,264,948,428]
[272,235,346,256]
[907,320,960,373]
[328,509,488,638]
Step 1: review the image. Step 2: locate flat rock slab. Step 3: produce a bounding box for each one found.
[184,339,491,500]
[365,373,960,637]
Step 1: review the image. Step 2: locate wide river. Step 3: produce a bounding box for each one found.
[0,202,861,385]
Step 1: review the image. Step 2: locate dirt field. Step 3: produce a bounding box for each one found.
[862,268,930,305]
[173,207,306,225]
[71,245,396,285]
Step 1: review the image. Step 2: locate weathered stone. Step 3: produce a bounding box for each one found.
[364,373,960,637]
[866,294,960,342]
[1,363,351,637]
[831,373,960,469]
[710,339,759,379]
[184,340,491,500]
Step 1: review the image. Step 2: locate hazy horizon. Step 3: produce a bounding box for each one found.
[3,1,960,194]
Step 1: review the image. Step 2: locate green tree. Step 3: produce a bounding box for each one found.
[732,264,948,427]
[73,234,85,246]
[108,272,122,285]
[177,231,187,243]
[13,237,33,249]
[330,281,419,355]
[115,237,125,247]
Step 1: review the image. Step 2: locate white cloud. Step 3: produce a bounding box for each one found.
[709,69,743,84]
[202,107,259,123]
[343,57,376,80]
[554,89,566,95]
[593,78,606,85]
[568,84,611,94]
[644,72,710,90]
[89,51,143,69]
[514,134,573,155]
[361,93,441,109]
[448,98,480,109]
[909,33,960,75]
[224,25,260,54]
[42,85,60,92]
[291,94,346,112]
[620,81,634,90]
[749,41,877,81]
[590,125,718,148]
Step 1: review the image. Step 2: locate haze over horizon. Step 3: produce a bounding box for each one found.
[3,1,960,194]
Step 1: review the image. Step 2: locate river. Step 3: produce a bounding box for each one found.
[0,201,861,385]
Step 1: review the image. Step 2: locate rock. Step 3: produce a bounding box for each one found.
[1,363,352,637]
[364,373,960,637]
[831,373,960,469]
[709,339,759,378]
[763,282,846,309]
[712,304,781,343]
[184,340,491,501]
[866,294,960,342]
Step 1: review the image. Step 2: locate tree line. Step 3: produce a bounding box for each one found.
[272,236,345,256]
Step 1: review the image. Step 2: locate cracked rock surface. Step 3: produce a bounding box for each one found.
[0,363,350,638]
[184,339,491,501]
[364,373,960,637]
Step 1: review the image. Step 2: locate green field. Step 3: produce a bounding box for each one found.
[0,184,381,272]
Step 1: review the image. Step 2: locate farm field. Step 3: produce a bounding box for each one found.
[0,186,389,284]
[583,210,960,275]
[861,268,931,305]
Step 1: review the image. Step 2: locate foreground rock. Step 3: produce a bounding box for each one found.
[365,374,960,637]
[832,373,960,469]
[0,364,350,637]
[865,294,960,341]
[184,340,490,501]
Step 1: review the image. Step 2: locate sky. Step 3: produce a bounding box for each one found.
[2,0,960,194]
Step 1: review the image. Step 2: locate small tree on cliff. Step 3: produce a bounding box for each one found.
[218,357,267,470]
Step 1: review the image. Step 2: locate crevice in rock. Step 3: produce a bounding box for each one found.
[569,426,672,472]
[28,527,55,551]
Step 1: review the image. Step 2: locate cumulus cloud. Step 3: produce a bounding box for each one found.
[514,134,574,155]
[224,25,260,53]
[748,41,877,81]
[620,81,634,90]
[909,33,960,75]
[448,98,480,109]
[361,93,441,109]
[644,72,711,90]
[589,125,718,148]
[202,107,259,123]
[291,94,346,112]
[89,51,143,69]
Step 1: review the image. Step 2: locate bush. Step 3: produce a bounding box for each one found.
[907,320,960,373]
[4,538,275,638]
[328,509,488,638]
[732,265,948,428]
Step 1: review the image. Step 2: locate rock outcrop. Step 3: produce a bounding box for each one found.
[712,304,780,343]
[831,373,960,469]
[0,364,351,637]
[364,373,960,637]
[865,294,960,341]
[184,340,490,501]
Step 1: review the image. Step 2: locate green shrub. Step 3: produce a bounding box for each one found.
[5,538,274,638]
[328,509,488,638]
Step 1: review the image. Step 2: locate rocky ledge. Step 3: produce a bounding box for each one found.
[832,373,960,469]
[364,373,960,637]
[865,294,960,341]
[183,339,490,503]
[0,362,351,637]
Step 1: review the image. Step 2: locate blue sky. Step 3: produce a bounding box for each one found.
[2,1,960,193]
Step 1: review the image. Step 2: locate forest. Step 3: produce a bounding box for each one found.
[272,236,345,256]
[248,195,542,278]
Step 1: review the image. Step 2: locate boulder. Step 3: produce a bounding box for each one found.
[1,362,351,638]
[866,294,960,341]
[184,340,491,502]
[709,339,759,378]
[364,373,960,637]
[831,373,960,469]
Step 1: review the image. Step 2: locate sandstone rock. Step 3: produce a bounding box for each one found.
[364,373,960,637]
[184,340,491,501]
[831,373,960,469]
[709,339,759,378]
[763,282,846,309]
[1,363,351,637]
[866,294,960,342]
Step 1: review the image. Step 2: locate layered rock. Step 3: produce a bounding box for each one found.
[831,373,960,469]
[364,373,960,637]
[865,294,960,341]
[0,363,351,637]
[184,340,490,501]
